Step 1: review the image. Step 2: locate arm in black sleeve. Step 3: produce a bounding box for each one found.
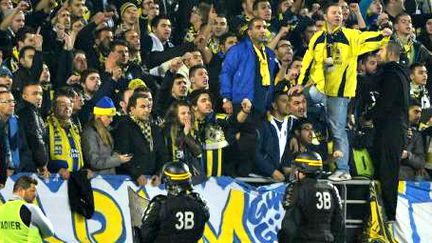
[30,51,44,83]
[53,49,74,89]
[18,112,48,168]
[331,185,344,243]
[19,204,31,227]
[278,183,301,243]
[139,197,163,243]
[74,22,97,51]
[154,127,169,174]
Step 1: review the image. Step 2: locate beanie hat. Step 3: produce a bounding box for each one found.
[93,97,116,116]
[0,66,12,78]
[120,2,137,16]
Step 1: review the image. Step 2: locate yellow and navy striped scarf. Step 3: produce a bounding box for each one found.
[48,115,83,172]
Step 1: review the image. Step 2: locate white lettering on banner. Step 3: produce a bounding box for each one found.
[0,176,429,243]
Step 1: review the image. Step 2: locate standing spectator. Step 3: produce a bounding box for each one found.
[0,175,54,241]
[366,41,409,225]
[12,32,44,99]
[400,99,430,181]
[114,92,168,186]
[47,93,84,179]
[15,83,50,178]
[82,97,131,175]
[297,2,392,181]
[255,82,291,181]
[410,63,430,109]
[189,64,209,92]
[383,0,405,23]
[162,101,203,182]
[392,13,432,67]
[0,90,32,174]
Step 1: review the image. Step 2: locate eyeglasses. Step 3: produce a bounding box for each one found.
[0,99,16,104]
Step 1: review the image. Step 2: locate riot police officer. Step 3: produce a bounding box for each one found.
[278,152,344,243]
[139,162,210,243]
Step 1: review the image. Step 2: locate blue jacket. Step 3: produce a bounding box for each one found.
[255,118,292,177]
[220,37,277,112]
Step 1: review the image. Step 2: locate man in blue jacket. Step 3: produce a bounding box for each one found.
[220,17,277,176]
[220,17,277,117]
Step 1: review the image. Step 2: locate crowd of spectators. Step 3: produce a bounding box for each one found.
[1,0,432,191]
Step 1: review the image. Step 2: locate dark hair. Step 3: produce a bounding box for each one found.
[248,17,266,30]
[358,51,377,65]
[311,12,325,22]
[80,68,99,84]
[56,86,79,99]
[96,26,113,40]
[410,62,426,73]
[220,32,237,45]
[13,176,38,192]
[164,100,192,126]
[288,89,305,101]
[323,2,340,14]
[253,0,270,11]
[189,64,207,79]
[22,82,42,94]
[409,97,421,107]
[189,88,213,106]
[127,93,148,112]
[110,39,128,52]
[394,12,410,24]
[16,26,34,43]
[293,117,313,132]
[151,15,170,29]
[19,45,36,60]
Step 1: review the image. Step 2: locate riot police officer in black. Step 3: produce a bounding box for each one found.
[278,152,344,243]
[139,162,210,243]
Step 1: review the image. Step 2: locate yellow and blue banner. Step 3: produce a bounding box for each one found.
[0,175,431,242]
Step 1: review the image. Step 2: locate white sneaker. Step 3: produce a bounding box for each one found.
[328,170,352,181]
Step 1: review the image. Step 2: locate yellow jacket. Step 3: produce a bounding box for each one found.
[297,25,389,97]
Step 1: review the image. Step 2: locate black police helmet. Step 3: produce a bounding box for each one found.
[293,151,323,174]
[162,162,192,186]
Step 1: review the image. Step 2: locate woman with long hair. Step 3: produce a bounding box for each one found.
[162,100,204,183]
[81,97,131,174]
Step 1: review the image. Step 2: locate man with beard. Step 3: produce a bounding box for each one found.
[274,39,294,84]
[208,15,229,55]
[75,12,114,71]
[124,29,144,66]
[365,41,409,229]
[16,83,50,178]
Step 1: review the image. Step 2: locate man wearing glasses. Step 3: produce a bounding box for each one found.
[0,90,32,187]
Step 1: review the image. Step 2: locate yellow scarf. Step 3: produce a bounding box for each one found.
[253,44,271,86]
[48,115,83,172]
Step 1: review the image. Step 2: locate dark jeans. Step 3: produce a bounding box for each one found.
[372,121,406,221]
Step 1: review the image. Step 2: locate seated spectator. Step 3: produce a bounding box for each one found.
[0,90,32,174]
[114,92,168,186]
[255,82,291,181]
[16,83,49,178]
[162,100,204,182]
[410,63,430,108]
[82,97,131,175]
[400,98,430,181]
[47,93,84,179]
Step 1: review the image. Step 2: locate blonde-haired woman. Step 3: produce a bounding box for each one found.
[82,97,131,174]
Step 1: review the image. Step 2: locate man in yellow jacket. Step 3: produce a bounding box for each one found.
[0,176,54,242]
[296,2,392,181]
